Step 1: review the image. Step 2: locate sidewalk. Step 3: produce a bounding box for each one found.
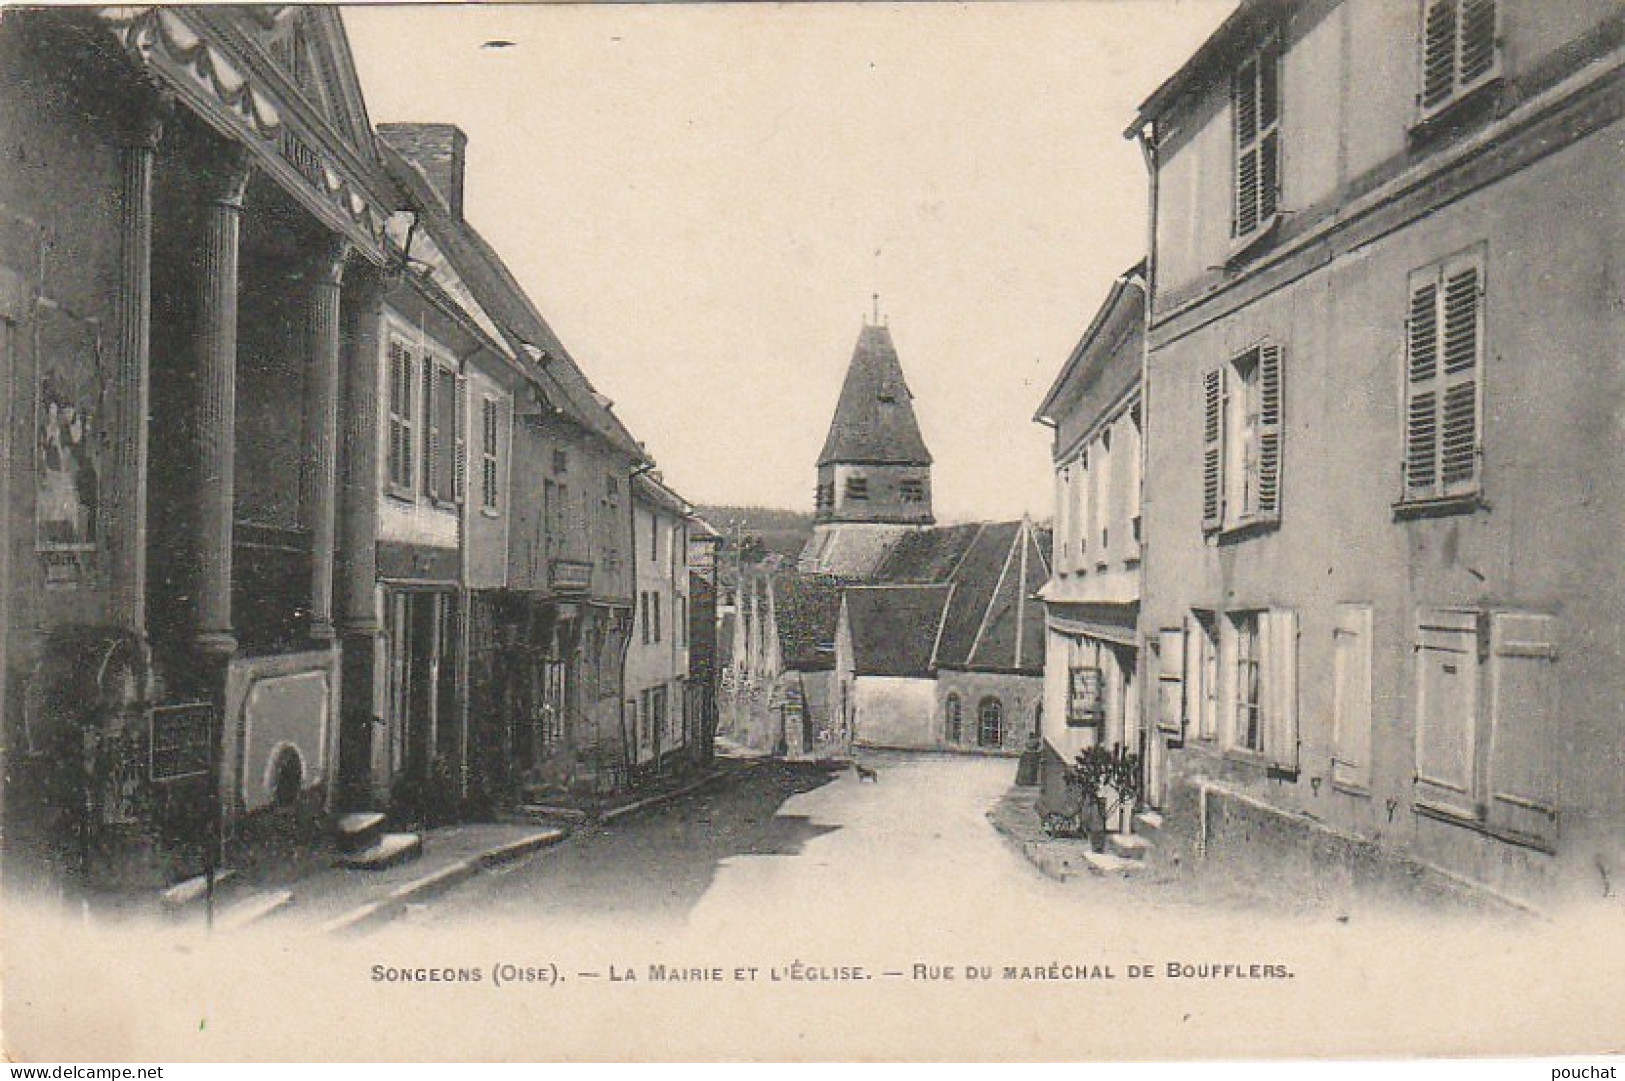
[166,762,743,935]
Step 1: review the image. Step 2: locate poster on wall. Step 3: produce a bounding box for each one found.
[34,299,101,587]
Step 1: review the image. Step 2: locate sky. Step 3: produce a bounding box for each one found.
[346,2,1234,523]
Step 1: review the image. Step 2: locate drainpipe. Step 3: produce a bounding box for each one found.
[618,458,657,791]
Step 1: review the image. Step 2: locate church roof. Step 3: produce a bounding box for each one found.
[816,324,933,467]
[843,585,953,679]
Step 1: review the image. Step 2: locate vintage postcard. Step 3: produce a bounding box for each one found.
[1,0,1621,1064]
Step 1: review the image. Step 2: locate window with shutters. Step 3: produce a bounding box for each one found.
[845,476,868,501]
[1068,666,1105,728]
[1204,342,1283,535]
[480,396,501,513]
[1331,603,1375,793]
[385,339,416,496]
[899,478,925,503]
[1417,0,1500,122]
[945,693,963,743]
[1222,608,1298,771]
[1401,250,1484,510]
[1232,38,1281,245]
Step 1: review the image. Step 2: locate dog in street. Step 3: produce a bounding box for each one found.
[853,761,879,783]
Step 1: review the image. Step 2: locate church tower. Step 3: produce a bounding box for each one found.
[800,313,934,576]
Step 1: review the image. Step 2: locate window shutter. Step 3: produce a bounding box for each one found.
[452,373,467,504]
[1459,0,1498,86]
[1157,626,1185,736]
[1262,609,1298,773]
[1233,58,1259,237]
[421,357,439,498]
[1414,609,1481,818]
[1486,611,1559,845]
[1201,366,1225,530]
[1331,603,1374,791]
[1404,272,1442,498]
[1421,0,1459,111]
[1256,342,1283,521]
[1183,614,1206,737]
[387,341,409,488]
[1439,258,1482,493]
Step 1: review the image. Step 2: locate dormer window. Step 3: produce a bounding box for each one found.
[1232,38,1281,244]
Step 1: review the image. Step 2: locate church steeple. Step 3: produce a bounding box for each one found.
[804,317,934,575]
[816,319,933,471]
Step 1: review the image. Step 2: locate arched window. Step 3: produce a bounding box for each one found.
[978,697,1004,748]
[945,693,962,743]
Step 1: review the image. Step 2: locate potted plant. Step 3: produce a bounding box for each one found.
[1067,743,1144,850]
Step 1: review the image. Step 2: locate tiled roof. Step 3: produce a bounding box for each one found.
[816,324,932,467]
[771,572,849,671]
[844,585,953,679]
[872,522,983,584]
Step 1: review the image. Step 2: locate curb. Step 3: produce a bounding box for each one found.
[599,770,727,824]
[320,827,568,936]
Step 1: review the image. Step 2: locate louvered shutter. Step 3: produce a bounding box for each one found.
[1438,257,1482,494]
[1414,608,1481,818]
[452,372,467,504]
[1201,366,1225,531]
[1157,626,1185,735]
[421,356,439,498]
[1331,603,1374,791]
[1420,0,1459,111]
[1459,0,1498,86]
[1262,609,1298,773]
[1404,271,1441,498]
[1234,57,1258,237]
[1486,611,1559,845]
[1233,44,1280,239]
[387,341,411,489]
[1255,342,1283,521]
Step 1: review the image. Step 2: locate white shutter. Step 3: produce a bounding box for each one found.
[1157,626,1185,736]
[1262,609,1299,773]
[1486,611,1559,846]
[1201,367,1225,531]
[1256,342,1283,522]
[1331,603,1374,791]
[1414,608,1481,818]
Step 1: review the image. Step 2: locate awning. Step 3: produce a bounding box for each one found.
[1045,602,1138,649]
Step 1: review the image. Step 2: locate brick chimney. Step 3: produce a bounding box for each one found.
[378,122,468,219]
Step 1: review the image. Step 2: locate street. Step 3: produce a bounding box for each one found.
[399,751,1227,951]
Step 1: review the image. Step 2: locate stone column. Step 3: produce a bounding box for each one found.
[106,90,170,634]
[193,147,252,660]
[336,262,392,806]
[301,237,351,644]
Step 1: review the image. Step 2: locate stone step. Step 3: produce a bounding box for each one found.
[1108,832,1153,861]
[1083,849,1145,877]
[335,832,423,871]
[334,812,388,852]
[1133,810,1165,836]
[215,888,294,931]
[160,869,239,913]
[518,803,590,824]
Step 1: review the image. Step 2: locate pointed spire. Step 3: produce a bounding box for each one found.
[817,320,932,468]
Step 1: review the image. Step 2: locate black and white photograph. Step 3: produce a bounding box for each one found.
[0,0,1621,1065]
